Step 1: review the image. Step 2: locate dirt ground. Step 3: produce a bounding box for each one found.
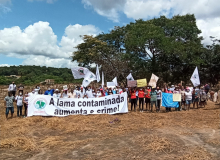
[0,98,220,160]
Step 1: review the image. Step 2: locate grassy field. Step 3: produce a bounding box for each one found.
[0,95,220,160]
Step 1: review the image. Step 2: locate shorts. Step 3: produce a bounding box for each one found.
[186,100,192,105]
[151,101,157,107]
[145,98,151,103]
[5,107,14,115]
[193,98,199,102]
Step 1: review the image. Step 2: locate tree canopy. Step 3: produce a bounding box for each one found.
[0,66,82,85]
[72,14,220,86]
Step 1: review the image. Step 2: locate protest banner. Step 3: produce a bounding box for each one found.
[162,93,179,108]
[127,80,137,87]
[63,85,68,90]
[148,74,159,88]
[27,93,128,117]
[107,82,115,88]
[173,94,181,102]
[137,79,147,87]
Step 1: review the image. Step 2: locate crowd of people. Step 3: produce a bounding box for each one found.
[3,81,220,119]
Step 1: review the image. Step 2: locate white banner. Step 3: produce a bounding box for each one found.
[190,67,200,87]
[28,92,128,117]
[148,73,159,88]
[71,67,89,79]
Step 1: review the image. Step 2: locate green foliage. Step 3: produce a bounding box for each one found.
[73,14,219,86]
[0,66,82,85]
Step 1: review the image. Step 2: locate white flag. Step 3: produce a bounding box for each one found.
[126,73,134,81]
[96,65,100,82]
[82,71,97,87]
[112,77,118,86]
[148,73,159,88]
[102,72,104,87]
[190,67,200,87]
[82,79,91,87]
[71,67,89,79]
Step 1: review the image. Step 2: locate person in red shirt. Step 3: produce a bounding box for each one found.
[130,88,136,111]
[138,88,145,112]
[145,86,151,111]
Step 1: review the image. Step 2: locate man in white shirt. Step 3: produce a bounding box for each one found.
[61,89,69,98]
[156,87,162,112]
[53,89,61,98]
[8,82,16,97]
[15,92,23,117]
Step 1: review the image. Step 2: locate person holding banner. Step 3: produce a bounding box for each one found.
[44,87,54,96]
[173,87,181,111]
[184,87,192,111]
[130,88,137,111]
[145,86,151,111]
[23,92,29,117]
[138,88,145,112]
[53,89,61,98]
[61,89,69,98]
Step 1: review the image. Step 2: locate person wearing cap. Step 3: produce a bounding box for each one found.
[100,88,105,97]
[8,81,16,97]
[138,88,145,112]
[53,89,61,98]
[44,87,54,96]
[145,86,151,111]
[184,87,192,111]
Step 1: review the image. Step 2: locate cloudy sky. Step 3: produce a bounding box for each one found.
[0,0,220,68]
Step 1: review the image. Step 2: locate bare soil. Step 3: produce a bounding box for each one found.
[0,98,220,160]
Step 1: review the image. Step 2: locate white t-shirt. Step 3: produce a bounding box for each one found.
[53,93,61,98]
[62,93,69,98]
[15,95,23,106]
[156,90,162,99]
[85,90,93,98]
[185,92,192,100]
[34,88,40,95]
[96,92,101,97]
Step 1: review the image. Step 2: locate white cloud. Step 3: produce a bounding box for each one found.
[27,0,57,4]
[82,0,126,22]
[0,64,10,67]
[0,22,100,68]
[82,0,220,44]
